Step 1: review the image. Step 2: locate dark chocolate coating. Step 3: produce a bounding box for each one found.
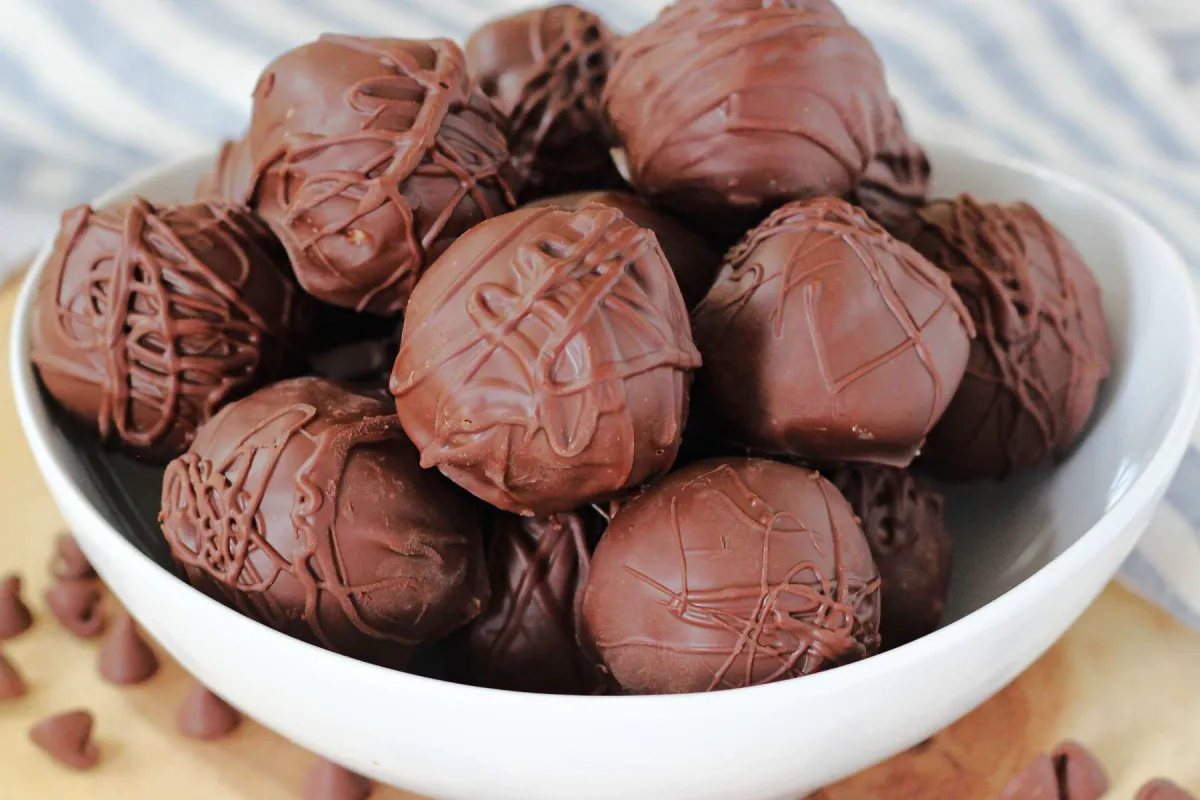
[159,377,489,668]
[582,458,881,694]
[907,196,1113,481]
[691,198,973,467]
[212,36,517,316]
[452,511,601,694]
[850,101,931,238]
[604,0,893,224]
[466,5,624,202]
[827,464,951,649]
[391,203,701,517]
[30,198,305,461]
[529,191,721,308]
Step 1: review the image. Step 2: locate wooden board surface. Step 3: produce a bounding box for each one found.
[1,278,1199,800]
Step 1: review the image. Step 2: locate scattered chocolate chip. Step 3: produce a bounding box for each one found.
[303,759,374,800]
[0,574,34,640]
[0,649,27,700]
[1138,779,1198,800]
[176,682,241,740]
[51,535,96,581]
[1050,740,1108,800]
[98,613,159,685]
[45,579,104,638]
[998,754,1058,800]
[30,709,100,770]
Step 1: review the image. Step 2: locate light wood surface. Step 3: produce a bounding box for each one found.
[1,278,1199,800]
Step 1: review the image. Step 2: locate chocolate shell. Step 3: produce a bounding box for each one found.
[691,198,973,467]
[159,377,489,667]
[850,101,931,238]
[466,5,624,201]
[907,195,1113,480]
[30,198,306,461]
[582,458,881,694]
[391,203,701,516]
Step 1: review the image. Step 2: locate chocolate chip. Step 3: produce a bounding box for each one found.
[0,649,27,700]
[45,579,104,638]
[1137,779,1198,800]
[98,613,159,685]
[1051,740,1108,800]
[176,682,241,740]
[0,574,34,640]
[30,709,100,770]
[51,535,96,581]
[998,754,1058,800]
[302,759,374,800]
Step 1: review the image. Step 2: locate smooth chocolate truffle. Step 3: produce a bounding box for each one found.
[466,5,624,201]
[851,101,930,238]
[159,378,489,667]
[176,682,241,740]
[0,575,33,640]
[604,0,894,224]
[907,195,1113,480]
[582,458,881,694]
[691,198,973,466]
[530,191,720,307]
[213,35,516,316]
[30,198,305,461]
[30,710,100,770]
[828,464,951,649]
[391,203,701,516]
[453,511,600,694]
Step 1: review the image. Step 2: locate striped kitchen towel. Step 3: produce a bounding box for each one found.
[2,0,1200,625]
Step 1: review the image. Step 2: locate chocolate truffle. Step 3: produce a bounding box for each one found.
[213,35,517,316]
[530,191,720,308]
[691,198,973,466]
[30,198,306,461]
[827,464,951,649]
[582,458,881,694]
[452,511,600,694]
[604,0,895,224]
[159,377,489,667]
[850,101,930,238]
[907,195,1113,480]
[391,203,701,516]
[466,5,624,201]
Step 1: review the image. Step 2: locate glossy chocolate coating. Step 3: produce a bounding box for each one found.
[466,5,624,201]
[907,196,1113,480]
[691,198,973,467]
[30,199,305,461]
[212,36,517,316]
[391,203,701,516]
[159,378,489,668]
[604,0,893,224]
[827,464,951,649]
[452,511,602,694]
[851,101,931,238]
[529,191,720,308]
[582,458,881,694]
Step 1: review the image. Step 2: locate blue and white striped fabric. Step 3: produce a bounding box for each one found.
[3,0,1200,625]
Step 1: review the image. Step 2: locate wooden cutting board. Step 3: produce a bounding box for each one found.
[1,279,1199,800]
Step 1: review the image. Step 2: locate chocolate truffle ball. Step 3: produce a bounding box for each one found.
[211,35,517,316]
[850,102,931,238]
[30,198,306,461]
[529,191,720,307]
[827,464,951,649]
[907,195,1113,480]
[466,5,624,201]
[582,458,881,694]
[159,377,489,668]
[691,198,974,467]
[452,510,603,694]
[391,203,702,516]
[604,0,895,224]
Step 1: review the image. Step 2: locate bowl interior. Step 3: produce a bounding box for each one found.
[13,143,1192,643]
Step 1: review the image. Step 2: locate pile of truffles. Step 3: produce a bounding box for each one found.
[30,0,1112,696]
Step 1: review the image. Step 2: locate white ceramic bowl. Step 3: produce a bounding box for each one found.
[12,143,1200,800]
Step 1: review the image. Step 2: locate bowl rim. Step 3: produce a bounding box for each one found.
[11,140,1200,711]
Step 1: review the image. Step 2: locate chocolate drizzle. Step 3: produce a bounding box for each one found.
[850,100,930,237]
[391,203,701,516]
[30,198,304,461]
[160,378,488,666]
[909,195,1113,480]
[224,36,517,316]
[582,458,881,694]
[604,0,892,221]
[467,5,623,200]
[691,198,973,466]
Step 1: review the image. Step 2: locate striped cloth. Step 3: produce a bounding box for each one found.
[3,0,1200,626]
